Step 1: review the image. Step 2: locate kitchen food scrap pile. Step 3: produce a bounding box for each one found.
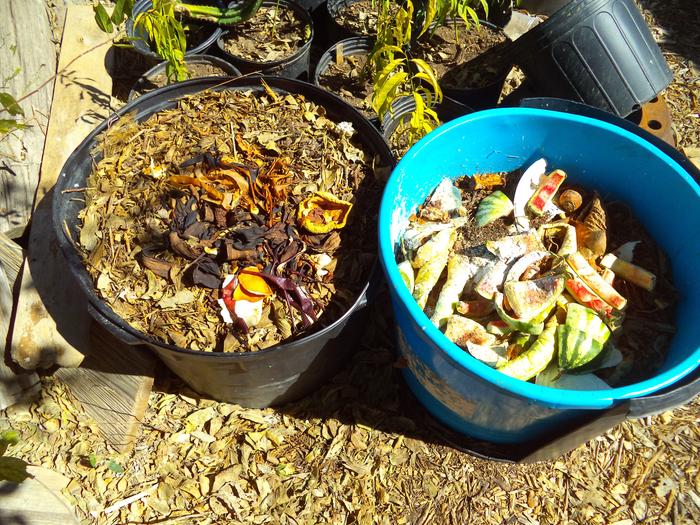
[77,88,379,353]
[397,158,678,388]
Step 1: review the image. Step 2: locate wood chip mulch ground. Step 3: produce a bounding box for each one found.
[1,1,698,524]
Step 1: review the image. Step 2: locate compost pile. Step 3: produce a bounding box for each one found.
[78,88,379,352]
[396,159,678,388]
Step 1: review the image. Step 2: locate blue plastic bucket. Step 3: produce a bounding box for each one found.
[378,107,700,444]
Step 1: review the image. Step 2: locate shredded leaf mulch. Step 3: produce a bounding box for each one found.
[221,6,310,63]
[78,88,379,352]
[1,1,698,524]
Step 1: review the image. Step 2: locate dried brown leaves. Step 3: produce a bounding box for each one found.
[77,89,378,352]
[1,327,699,525]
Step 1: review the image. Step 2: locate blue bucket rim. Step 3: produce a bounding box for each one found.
[379,106,700,409]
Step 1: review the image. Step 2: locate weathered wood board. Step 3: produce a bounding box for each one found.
[0,0,57,233]
[55,324,155,452]
[6,4,157,449]
[0,262,40,410]
[10,5,114,370]
[0,476,80,525]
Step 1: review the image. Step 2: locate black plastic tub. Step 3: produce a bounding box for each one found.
[127,54,241,101]
[381,95,473,157]
[324,0,374,44]
[215,0,314,79]
[53,76,394,408]
[508,0,673,117]
[314,37,379,125]
[414,19,512,110]
[126,0,223,59]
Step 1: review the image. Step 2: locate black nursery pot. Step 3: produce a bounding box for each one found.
[381,95,473,157]
[127,54,241,101]
[215,0,314,79]
[324,0,374,45]
[509,0,673,117]
[53,76,394,408]
[415,19,512,110]
[126,0,223,59]
[313,37,379,126]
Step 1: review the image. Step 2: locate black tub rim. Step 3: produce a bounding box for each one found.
[127,54,242,101]
[215,0,314,71]
[53,75,394,361]
[126,0,224,59]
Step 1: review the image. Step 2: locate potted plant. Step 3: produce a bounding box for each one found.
[94,0,263,82]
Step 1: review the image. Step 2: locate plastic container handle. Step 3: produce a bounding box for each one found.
[518,98,700,184]
[627,369,700,418]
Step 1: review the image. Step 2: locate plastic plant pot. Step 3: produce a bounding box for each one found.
[381,95,473,158]
[314,37,379,126]
[128,54,241,100]
[508,0,673,118]
[53,76,394,408]
[325,0,377,45]
[414,19,512,110]
[215,0,314,79]
[126,0,224,60]
[378,106,700,445]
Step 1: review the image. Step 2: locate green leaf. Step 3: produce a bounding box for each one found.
[0,430,20,456]
[0,119,27,134]
[420,0,437,36]
[410,59,443,104]
[88,453,98,468]
[372,70,408,117]
[0,93,23,116]
[0,456,31,483]
[93,4,114,33]
[111,0,127,24]
[107,460,124,474]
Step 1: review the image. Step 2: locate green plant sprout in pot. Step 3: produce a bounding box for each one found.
[370,0,491,148]
[94,0,263,81]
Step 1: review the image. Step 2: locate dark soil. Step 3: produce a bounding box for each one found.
[131,61,232,99]
[318,53,374,117]
[221,5,310,63]
[452,178,512,252]
[333,0,398,36]
[413,22,509,89]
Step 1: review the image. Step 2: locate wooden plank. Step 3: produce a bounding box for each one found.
[10,5,114,370]
[0,0,56,233]
[55,324,156,451]
[0,477,80,525]
[0,261,40,410]
[0,231,24,285]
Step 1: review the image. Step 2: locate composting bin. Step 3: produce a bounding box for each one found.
[54,76,394,408]
[378,104,700,445]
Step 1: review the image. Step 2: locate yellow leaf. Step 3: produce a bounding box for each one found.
[372,71,409,117]
[420,0,437,36]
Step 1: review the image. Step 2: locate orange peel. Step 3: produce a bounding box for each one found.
[297,191,353,234]
[236,266,272,302]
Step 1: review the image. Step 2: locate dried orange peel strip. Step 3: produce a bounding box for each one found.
[235,266,273,302]
[297,191,353,234]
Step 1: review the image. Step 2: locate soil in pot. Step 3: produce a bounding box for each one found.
[333,0,399,37]
[77,89,380,354]
[413,22,509,89]
[132,62,233,98]
[318,54,374,117]
[221,5,311,63]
